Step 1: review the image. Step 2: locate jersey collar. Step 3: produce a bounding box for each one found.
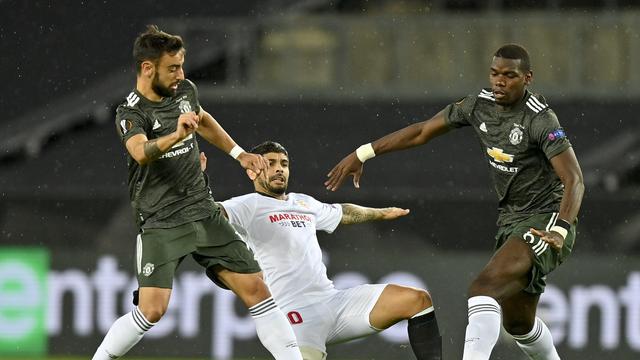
[133,88,173,106]
[256,191,288,201]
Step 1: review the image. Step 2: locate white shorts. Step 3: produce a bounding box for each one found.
[283,284,387,354]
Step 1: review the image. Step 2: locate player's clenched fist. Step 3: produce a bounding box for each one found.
[176,111,199,138]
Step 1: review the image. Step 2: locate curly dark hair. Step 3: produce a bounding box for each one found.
[250,141,289,157]
[133,24,184,74]
[494,44,531,72]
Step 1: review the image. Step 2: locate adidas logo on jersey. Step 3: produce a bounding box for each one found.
[153,119,161,130]
[126,92,140,107]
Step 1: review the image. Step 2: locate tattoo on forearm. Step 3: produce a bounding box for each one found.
[340,204,380,225]
[143,139,163,160]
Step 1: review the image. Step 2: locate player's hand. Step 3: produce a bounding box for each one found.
[199,152,207,171]
[325,152,364,191]
[237,152,268,180]
[530,228,564,252]
[176,112,199,139]
[379,207,410,220]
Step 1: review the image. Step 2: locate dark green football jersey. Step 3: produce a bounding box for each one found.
[444,89,572,226]
[115,79,215,229]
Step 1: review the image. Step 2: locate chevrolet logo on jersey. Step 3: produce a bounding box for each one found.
[487,147,514,163]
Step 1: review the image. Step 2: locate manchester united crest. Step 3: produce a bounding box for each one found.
[142,263,155,277]
[509,125,524,145]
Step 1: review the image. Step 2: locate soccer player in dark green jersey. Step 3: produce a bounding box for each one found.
[92,25,303,360]
[325,44,584,360]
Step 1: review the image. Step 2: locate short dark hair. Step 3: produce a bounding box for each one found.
[494,44,531,72]
[133,25,185,74]
[250,141,289,157]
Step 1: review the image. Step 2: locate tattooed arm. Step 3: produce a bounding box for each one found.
[340,203,409,225]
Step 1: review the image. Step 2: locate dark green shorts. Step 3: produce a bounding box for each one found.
[495,212,576,294]
[135,208,261,289]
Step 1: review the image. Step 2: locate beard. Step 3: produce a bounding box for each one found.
[259,177,287,196]
[152,73,177,98]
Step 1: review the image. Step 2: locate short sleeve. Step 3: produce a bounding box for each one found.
[220,195,256,230]
[443,95,475,129]
[307,196,342,233]
[530,110,572,160]
[115,106,148,144]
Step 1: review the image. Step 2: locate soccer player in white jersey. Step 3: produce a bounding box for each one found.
[213,141,442,360]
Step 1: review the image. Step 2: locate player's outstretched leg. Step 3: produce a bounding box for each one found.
[92,287,168,360]
[250,296,302,359]
[217,269,303,360]
[369,284,442,359]
[92,307,156,360]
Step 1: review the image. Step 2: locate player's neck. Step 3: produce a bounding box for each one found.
[256,190,288,201]
[136,79,163,102]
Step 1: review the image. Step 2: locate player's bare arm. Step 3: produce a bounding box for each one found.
[530,147,585,251]
[339,203,410,225]
[125,111,199,165]
[325,111,450,191]
[196,108,267,176]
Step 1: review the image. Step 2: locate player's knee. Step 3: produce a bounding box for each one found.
[394,286,432,318]
[237,275,271,305]
[410,288,433,316]
[138,303,167,323]
[249,276,271,298]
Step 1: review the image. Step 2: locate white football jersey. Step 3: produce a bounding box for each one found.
[220,192,342,309]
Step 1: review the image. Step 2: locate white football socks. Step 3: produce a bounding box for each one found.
[92,306,155,360]
[249,297,303,360]
[93,298,304,360]
[512,317,560,360]
[462,296,502,360]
